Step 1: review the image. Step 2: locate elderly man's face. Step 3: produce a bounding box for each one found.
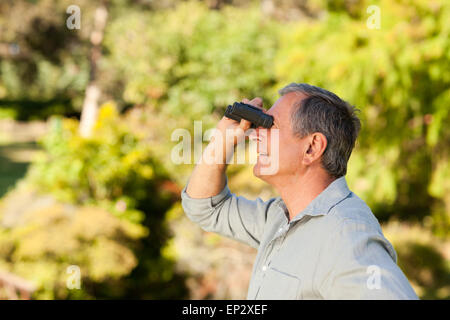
[252,92,309,182]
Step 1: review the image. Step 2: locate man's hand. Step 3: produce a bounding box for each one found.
[216,97,264,137]
[213,97,264,162]
[186,97,264,199]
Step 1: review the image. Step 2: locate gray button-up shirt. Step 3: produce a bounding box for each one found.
[181,176,418,299]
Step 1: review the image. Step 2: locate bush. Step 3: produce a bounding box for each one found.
[28,103,172,223]
[383,221,450,299]
[0,194,146,299]
[0,103,188,299]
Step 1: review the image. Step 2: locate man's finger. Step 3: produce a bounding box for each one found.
[242,97,264,111]
[239,118,252,131]
[250,97,263,108]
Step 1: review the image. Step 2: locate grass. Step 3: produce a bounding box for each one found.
[0,141,41,198]
[0,119,46,198]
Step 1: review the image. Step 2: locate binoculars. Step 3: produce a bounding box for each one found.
[224,102,274,128]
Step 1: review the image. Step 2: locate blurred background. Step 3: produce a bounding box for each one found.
[0,0,449,300]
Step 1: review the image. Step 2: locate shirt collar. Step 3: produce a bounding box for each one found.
[275,176,351,223]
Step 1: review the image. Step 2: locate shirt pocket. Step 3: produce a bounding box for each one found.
[257,266,302,300]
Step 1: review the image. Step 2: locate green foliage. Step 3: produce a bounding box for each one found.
[104,1,279,118]
[27,103,171,223]
[0,0,93,119]
[0,198,147,299]
[13,103,188,298]
[384,222,450,299]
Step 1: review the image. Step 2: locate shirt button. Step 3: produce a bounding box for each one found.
[278,227,283,233]
[262,265,267,272]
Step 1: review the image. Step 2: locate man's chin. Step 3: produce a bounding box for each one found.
[253,163,261,178]
[253,157,275,180]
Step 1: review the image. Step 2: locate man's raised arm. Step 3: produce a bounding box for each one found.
[182,98,274,249]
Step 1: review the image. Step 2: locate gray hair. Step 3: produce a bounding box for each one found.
[279,83,361,178]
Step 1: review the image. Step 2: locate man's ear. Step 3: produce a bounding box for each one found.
[302,133,327,165]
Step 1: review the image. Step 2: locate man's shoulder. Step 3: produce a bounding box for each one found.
[326,191,382,231]
[321,192,397,260]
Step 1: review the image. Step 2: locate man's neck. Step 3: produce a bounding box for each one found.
[274,170,336,221]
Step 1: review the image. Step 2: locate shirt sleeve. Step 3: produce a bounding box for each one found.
[319,218,419,300]
[180,180,276,249]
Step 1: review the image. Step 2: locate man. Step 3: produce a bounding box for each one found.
[181,83,418,299]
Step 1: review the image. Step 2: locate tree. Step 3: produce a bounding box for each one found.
[79,2,109,138]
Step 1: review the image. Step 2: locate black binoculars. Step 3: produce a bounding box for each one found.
[224,102,274,129]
